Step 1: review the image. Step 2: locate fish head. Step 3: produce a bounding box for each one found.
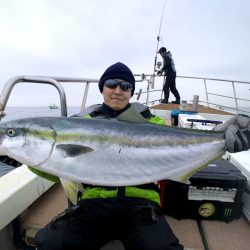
[0,118,56,166]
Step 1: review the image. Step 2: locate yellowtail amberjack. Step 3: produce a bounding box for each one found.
[0,117,226,186]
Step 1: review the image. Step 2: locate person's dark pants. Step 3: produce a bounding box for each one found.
[163,72,180,101]
[35,197,183,250]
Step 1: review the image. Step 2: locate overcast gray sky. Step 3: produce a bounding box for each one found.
[0,0,249,106]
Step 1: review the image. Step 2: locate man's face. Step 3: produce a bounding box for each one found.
[159,51,165,58]
[102,79,132,110]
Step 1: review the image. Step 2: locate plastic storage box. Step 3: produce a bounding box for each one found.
[160,159,247,222]
[178,114,206,129]
[229,151,250,222]
[178,114,222,130]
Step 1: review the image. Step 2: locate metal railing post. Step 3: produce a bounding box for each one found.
[203,78,209,108]
[231,81,239,114]
[146,80,151,106]
[80,82,90,111]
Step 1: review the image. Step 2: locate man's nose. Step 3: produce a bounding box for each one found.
[113,85,123,93]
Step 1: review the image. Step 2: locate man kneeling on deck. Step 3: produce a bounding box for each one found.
[33,62,184,250]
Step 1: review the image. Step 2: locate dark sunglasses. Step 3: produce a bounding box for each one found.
[104,79,133,91]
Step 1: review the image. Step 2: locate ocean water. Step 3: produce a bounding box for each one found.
[0,106,250,177]
[1,106,81,122]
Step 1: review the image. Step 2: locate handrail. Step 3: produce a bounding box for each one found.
[0,76,68,118]
[177,75,250,84]
[178,75,250,114]
[136,74,250,115]
[0,76,99,119]
[0,74,249,120]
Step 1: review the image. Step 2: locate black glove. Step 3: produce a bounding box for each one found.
[214,114,250,153]
[157,70,162,75]
[0,155,22,167]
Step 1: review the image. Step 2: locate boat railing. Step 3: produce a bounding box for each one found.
[134,74,250,115]
[0,76,99,119]
[0,74,249,120]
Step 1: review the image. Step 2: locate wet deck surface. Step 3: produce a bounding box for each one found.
[20,183,250,250]
[151,103,233,115]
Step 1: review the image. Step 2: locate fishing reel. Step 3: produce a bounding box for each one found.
[155,61,162,72]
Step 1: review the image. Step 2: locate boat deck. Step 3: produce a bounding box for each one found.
[150,103,233,115]
[20,183,250,250]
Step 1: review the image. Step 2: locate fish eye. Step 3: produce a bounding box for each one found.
[6,128,16,137]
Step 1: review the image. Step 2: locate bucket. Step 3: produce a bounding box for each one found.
[179,100,188,111]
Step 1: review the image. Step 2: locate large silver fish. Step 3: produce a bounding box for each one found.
[0,117,226,186]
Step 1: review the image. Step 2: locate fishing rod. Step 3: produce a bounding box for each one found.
[151,0,167,92]
[153,0,167,74]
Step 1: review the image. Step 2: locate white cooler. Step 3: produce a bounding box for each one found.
[229,150,250,222]
[178,114,216,130]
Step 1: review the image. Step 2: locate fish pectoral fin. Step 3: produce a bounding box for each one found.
[56,144,94,157]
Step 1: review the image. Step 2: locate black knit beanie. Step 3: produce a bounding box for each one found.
[99,62,135,96]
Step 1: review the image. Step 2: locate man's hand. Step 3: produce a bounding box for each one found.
[157,70,162,75]
[214,114,250,153]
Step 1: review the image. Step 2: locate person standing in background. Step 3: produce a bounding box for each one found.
[157,47,181,104]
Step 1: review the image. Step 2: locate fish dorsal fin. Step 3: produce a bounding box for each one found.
[117,104,150,124]
[56,144,94,157]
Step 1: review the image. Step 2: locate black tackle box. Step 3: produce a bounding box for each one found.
[160,159,247,222]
